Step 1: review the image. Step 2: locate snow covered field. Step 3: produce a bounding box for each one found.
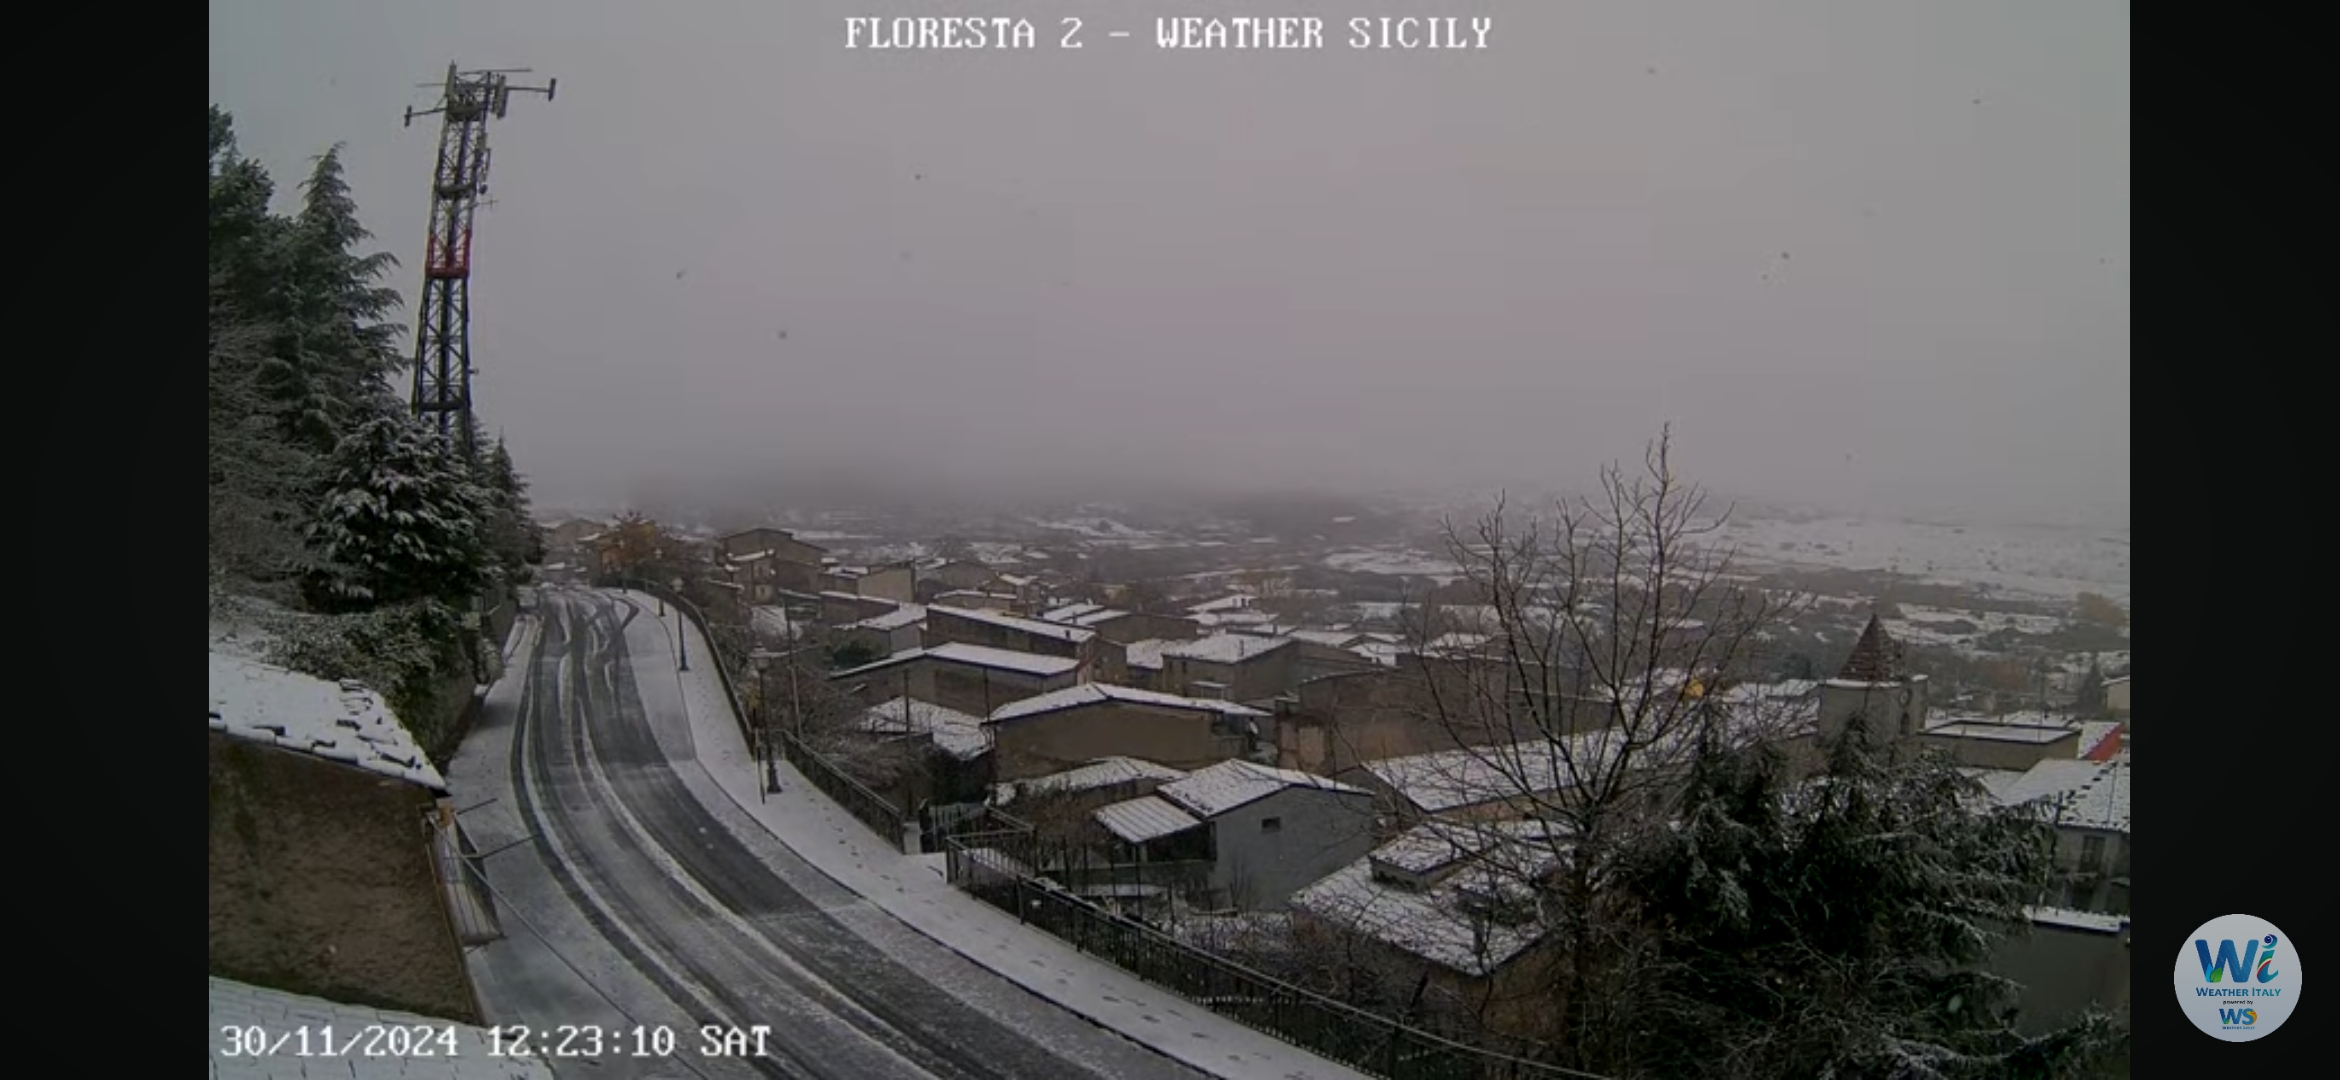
[1720,515,2129,603]
[1321,550,1465,581]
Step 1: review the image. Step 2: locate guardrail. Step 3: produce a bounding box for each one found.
[614,576,908,849]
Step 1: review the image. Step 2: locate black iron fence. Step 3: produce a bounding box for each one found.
[941,827,1589,1080]
[775,726,907,844]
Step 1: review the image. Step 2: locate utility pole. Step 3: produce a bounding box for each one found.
[402,63,555,460]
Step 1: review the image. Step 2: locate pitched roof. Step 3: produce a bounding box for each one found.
[1992,758,2130,833]
[1093,795,1206,843]
[1009,757,1189,800]
[930,605,1097,645]
[833,642,1082,679]
[987,683,1268,725]
[853,603,927,632]
[1835,614,1906,683]
[207,651,446,792]
[928,642,1084,677]
[1123,639,1173,671]
[1156,759,1367,818]
[857,697,989,760]
[1163,634,1294,664]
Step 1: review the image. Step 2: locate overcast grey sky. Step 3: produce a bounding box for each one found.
[208,0,2127,528]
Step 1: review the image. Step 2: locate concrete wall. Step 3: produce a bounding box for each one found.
[2105,679,2130,716]
[723,528,826,565]
[1091,612,1203,644]
[926,607,1084,659]
[858,565,916,605]
[1207,786,1378,911]
[835,657,934,708]
[926,561,1000,592]
[1166,644,1299,703]
[1989,919,2131,1036]
[208,734,477,1023]
[821,592,897,625]
[2050,826,2131,914]
[991,699,1247,781]
[1293,641,1383,685]
[1913,729,2080,771]
[1280,668,1526,776]
[929,660,1075,719]
[1817,676,1930,741]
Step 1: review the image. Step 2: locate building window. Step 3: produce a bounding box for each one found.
[2080,834,2106,872]
[1261,817,1282,834]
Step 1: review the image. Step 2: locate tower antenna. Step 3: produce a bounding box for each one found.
[403,62,556,460]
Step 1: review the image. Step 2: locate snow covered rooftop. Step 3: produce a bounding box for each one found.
[1361,706,1804,816]
[1156,759,1368,819]
[1188,595,1254,614]
[836,643,1082,679]
[1291,852,1545,977]
[2029,906,2129,934]
[1163,634,1294,665]
[1013,756,1188,799]
[1122,639,1173,671]
[208,651,445,792]
[935,589,1018,603]
[209,976,554,1079]
[853,603,927,632]
[930,642,1084,677]
[987,683,1269,725]
[1042,602,1108,624]
[857,697,989,760]
[2076,720,2124,760]
[1991,758,2131,833]
[750,604,802,640]
[1920,721,2081,745]
[1094,794,1205,843]
[1290,630,1368,649]
[931,605,1097,644]
[1362,735,1619,815]
[1961,767,2028,804]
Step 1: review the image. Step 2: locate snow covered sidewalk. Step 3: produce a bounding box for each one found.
[613,591,1374,1080]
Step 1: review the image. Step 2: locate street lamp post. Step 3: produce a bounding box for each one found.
[751,643,820,796]
[674,578,690,671]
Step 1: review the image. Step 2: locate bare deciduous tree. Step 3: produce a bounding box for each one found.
[1389,426,1809,1065]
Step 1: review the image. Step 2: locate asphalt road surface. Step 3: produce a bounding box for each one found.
[463,588,1208,1080]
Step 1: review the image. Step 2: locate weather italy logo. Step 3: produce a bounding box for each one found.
[2175,914,2303,1042]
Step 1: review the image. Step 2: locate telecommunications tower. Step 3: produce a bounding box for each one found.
[402,63,554,460]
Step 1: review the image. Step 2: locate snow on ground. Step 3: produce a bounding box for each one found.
[1720,515,2129,603]
[1030,516,1160,542]
[619,592,1375,1080]
[207,591,289,662]
[1883,604,2081,651]
[1321,549,1464,580]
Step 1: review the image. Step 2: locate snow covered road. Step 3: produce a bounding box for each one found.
[451,588,1212,1080]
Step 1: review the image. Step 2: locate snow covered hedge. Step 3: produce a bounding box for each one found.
[261,599,473,759]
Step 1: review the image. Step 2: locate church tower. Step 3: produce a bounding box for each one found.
[1817,614,1930,741]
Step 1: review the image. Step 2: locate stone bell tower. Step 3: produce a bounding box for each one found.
[1817,614,1929,741]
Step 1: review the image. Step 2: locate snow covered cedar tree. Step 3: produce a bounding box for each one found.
[302,408,496,613]
[1613,716,2126,1079]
